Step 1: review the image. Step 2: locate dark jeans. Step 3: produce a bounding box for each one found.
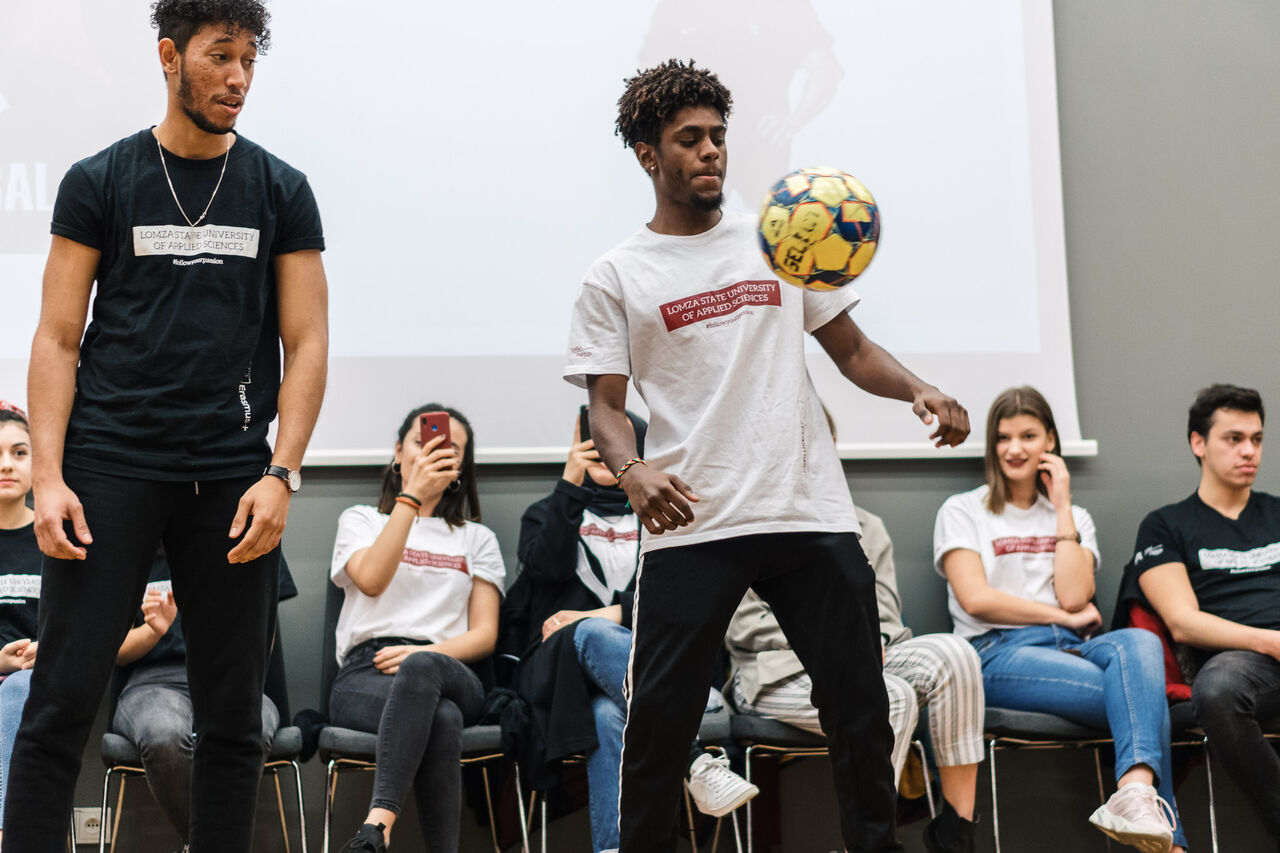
[113,662,281,842]
[2,467,279,853]
[329,639,485,853]
[1191,649,1280,837]
[619,532,902,853]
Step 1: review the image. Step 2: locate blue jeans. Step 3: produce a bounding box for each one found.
[973,625,1186,848]
[0,669,33,830]
[574,618,632,853]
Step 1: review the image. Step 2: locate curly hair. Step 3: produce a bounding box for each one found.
[616,59,732,149]
[151,0,272,54]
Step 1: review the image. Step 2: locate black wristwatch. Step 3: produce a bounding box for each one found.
[263,465,301,493]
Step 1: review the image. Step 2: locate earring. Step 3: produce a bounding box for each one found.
[392,462,401,474]
[447,478,462,493]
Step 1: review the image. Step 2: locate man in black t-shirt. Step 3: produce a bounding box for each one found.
[1132,384,1280,840]
[8,2,328,850]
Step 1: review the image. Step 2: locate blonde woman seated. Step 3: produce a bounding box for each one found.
[935,387,1184,853]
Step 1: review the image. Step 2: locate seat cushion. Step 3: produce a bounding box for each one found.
[985,707,1109,740]
[318,724,505,764]
[103,726,303,767]
[729,713,827,749]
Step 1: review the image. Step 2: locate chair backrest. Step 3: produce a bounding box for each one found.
[319,578,344,718]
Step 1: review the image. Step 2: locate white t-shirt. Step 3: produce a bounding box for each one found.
[563,212,860,552]
[933,484,1100,638]
[330,505,506,664]
[576,510,640,606]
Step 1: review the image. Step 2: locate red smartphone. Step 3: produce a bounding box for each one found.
[579,404,591,442]
[419,411,452,450]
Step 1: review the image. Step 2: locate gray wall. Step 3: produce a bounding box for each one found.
[73,1,1280,850]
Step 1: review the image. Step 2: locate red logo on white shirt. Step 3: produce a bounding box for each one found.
[992,536,1058,556]
[659,280,781,331]
[401,548,470,574]
[580,523,640,543]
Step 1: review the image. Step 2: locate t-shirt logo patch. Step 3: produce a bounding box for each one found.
[0,574,40,600]
[1198,542,1280,574]
[402,548,470,575]
[580,523,640,543]
[659,280,781,331]
[133,224,261,261]
[992,535,1057,556]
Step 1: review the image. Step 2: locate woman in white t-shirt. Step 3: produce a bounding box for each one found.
[329,404,505,853]
[934,387,1185,853]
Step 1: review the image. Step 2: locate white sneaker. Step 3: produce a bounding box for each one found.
[1087,782,1175,853]
[685,752,759,817]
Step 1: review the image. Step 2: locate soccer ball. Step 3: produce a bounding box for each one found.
[757,167,880,290]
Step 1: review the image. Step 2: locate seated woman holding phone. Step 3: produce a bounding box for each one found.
[502,406,754,853]
[329,404,505,853]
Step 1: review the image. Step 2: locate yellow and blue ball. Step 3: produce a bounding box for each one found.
[757,167,880,291]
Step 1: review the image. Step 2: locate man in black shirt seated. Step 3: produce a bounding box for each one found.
[1131,383,1280,840]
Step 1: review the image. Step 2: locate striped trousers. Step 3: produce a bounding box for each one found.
[731,633,985,781]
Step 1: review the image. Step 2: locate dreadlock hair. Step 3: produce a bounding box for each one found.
[151,0,272,54]
[616,59,733,149]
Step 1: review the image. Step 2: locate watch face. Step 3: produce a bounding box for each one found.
[287,470,302,492]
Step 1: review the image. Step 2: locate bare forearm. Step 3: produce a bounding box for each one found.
[839,336,930,402]
[960,586,1072,627]
[345,505,417,597]
[271,337,326,470]
[585,379,637,475]
[27,332,79,483]
[423,626,497,664]
[1168,611,1280,657]
[115,625,164,666]
[1052,507,1095,610]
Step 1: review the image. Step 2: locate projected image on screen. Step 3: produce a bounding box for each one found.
[0,0,1082,459]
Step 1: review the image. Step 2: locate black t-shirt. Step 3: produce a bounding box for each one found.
[1132,490,1280,632]
[50,128,325,480]
[124,551,299,672]
[0,523,41,646]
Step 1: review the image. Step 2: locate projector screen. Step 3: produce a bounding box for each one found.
[0,0,1090,463]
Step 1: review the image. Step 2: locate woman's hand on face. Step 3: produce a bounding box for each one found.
[1038,452,1072,509]
[561,439,602,487]
[402,435,459,504]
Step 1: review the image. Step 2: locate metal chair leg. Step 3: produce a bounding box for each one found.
[97,768,114,853]
[291,760,310,853]
[743,745,758,853]
[988,740,1001,853]
[1092,748,1113,852]
[109,775,128,853]
[322,760,338,853]
[1203,736,1220,853]
[911,739,937,820]
[271,768,292,853]
[512,763,532,853]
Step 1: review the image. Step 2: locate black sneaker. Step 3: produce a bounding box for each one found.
[339,822,387,853]
[923,801,977,853]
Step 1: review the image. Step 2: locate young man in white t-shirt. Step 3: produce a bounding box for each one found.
[563,59,969,853]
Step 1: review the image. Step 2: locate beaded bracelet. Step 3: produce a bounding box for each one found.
[396,491,423,508]
[615,457,646,483]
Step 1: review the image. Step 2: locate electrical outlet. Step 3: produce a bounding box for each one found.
[73,807,110,846]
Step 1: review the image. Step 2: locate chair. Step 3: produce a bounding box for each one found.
[731,714,935,853]
[523,707,745,853]
[984,707,1112,853]
[97,632,308,853]
[314,579,521,853]
[1166,701,1280,853]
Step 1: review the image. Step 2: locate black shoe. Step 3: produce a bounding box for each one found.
[923,801,977,853]
[339,822,387,853]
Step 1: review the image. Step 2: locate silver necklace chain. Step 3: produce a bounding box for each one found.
[156,132,230,228]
